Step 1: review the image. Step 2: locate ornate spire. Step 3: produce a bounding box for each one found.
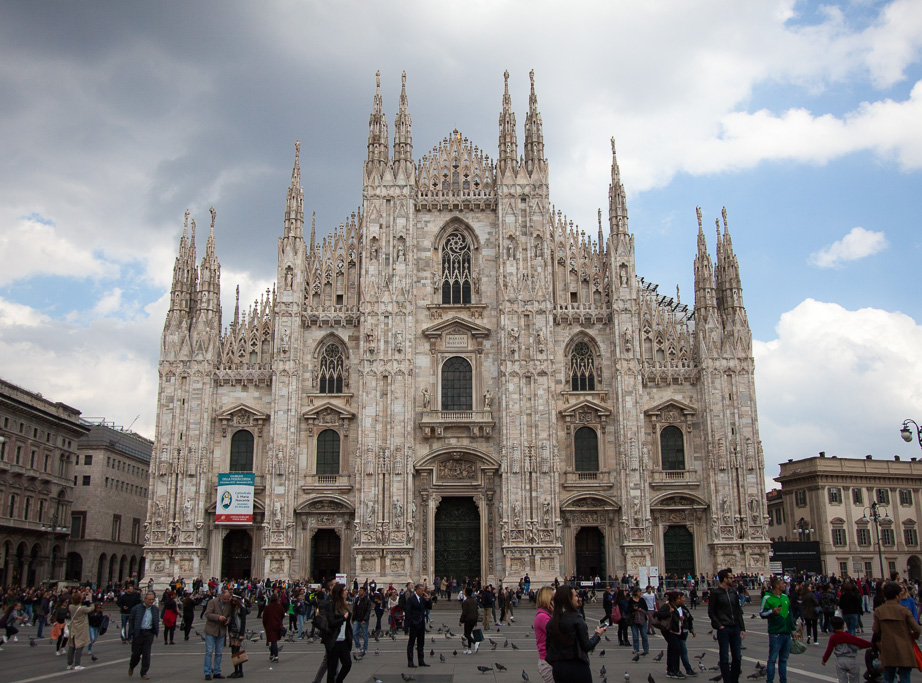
[523,69,544,175]
[694,206,715,311]
[366,70,389,175]
[498,70,517,175]
[715,207,744,311]
[393,70,413,164]
[608,137,628,235]
[284,140,304,238]
[198,207,221,315]
[309,211,316,254]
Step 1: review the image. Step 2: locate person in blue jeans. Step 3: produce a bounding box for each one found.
[203,590,232,680]
[627,588,650,655]
[708,569,747,683]
[760,577,795,683]
[352,586,371,654]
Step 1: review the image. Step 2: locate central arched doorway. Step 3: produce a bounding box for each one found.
[434,497,481,581]
[908,556,921,581]
[65,552,83,582]
[311,529,341,583]
[221,529,253,579]
[575,527,604,579]
[663,526,695,577]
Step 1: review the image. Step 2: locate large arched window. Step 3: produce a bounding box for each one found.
[318,343,345,394]
[440,231,472,304]
[316,430,340,475]
[569,341,597,391]
[229,430,254,472]
[660,426,685,471]
[574,427,599,472]
[441,356,473,411]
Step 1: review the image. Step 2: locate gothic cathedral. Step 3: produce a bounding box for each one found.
[145,71,770,586]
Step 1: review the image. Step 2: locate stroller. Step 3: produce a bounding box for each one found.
[388,605,405,633]
[864,643,882,683]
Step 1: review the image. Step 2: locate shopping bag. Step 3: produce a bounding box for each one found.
[911,640,922,672]
[232,650,249,666]
[472,628,485,643]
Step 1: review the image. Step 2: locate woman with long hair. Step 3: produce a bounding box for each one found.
[262,592,285,663]
[625,587,650,656]
[545,584,606,682]
[654,591,697,679]
[323,583,353,683]
[615,588,631,647]
[533,586,555,683]
[227,593,249,679]
[66,591,93,671]
[799,583,819,645]
[162,590,179,645]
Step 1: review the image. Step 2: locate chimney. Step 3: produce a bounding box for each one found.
[895,455,901,462]
[865,455,873,460]
[819,451,825,458]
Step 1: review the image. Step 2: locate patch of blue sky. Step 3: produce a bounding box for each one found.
[783,0,885,32]
[631,153,920,340]
[20,211,55,226]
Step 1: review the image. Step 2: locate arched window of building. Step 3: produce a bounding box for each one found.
[569,341,597,391]
[229,430,254,472]
[574,427,599,472]
[318,343,345,394]
[660,425,685,471]
[316,430,341,475]
[441,356,473,411]
[440,231,472,305]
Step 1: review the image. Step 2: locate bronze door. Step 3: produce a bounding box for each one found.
[434,497,481,581]
[663,526,695,577]
[311,529,341,583]
[221,529,253,579]
[575,526,604,579]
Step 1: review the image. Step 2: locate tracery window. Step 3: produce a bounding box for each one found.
[440,231,472,305]
[569,341,597,391]
[660,425,685,471]
[316,430,340,475]
[574,427,599,472]
[229,430,254,472]
[318,343,345,394]
[441,356,473,411]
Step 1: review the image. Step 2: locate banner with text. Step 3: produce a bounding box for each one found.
[216,472,256,524]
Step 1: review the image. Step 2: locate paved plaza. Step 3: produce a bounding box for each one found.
[5,602,845,683]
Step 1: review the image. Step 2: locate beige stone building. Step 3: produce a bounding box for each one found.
[769,453,922,580]
[70,420,152,586]
[0,378,88,585]
[145,72,770,586]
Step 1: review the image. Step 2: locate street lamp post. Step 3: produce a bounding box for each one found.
[860,502,890,580]
[901,420,922,448]
[794,517,814,541]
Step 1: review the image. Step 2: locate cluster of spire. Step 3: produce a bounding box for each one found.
[168,208,220,320]
[694,206,745,317]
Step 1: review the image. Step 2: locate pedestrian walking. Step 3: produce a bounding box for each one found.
[459,587,479,654]
[322,583,353,683]
[127,592,159,679]
[226,593,248,679]
[352,586,370,655]
[821,615,872,683]
[162,590,178,645]
[405,583,431,668]
[708,568,747,683]
[262,592,285,663]
[533,586,555,683]
[759,577,795,683]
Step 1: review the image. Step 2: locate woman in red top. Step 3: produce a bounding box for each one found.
[262,593,285,663]
[161,590,179,645]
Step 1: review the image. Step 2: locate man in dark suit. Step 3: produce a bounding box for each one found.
[405,583,432,668]
[127,592,160,679]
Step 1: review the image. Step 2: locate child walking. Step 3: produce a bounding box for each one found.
[821,616,872,683]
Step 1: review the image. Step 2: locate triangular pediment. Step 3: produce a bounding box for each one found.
[644,398,696,417]
[559,398,611,418]
[216,403,270,421]
[302,401,356,420]
[421,316,491,339]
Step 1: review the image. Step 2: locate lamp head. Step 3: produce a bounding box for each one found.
[902,427,913,443]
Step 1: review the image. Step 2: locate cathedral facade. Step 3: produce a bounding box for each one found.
[145,71,770,587]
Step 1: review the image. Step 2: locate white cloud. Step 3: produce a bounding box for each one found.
[808,227,890,268]
[0,216,120,285]
[753,299,922,487]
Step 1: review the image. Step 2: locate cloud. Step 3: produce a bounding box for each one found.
[808,227,890,268]
[753,299,922,486]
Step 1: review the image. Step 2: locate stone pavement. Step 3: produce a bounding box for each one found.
[4,602,850,683]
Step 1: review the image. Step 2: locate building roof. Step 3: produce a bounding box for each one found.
[78,419,153,463]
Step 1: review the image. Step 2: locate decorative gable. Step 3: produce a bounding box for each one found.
[216,403,270,437]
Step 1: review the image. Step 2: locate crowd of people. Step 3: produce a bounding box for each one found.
[1,570,921,683]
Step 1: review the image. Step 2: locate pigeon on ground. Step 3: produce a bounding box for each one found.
[699,662,707,671]
[91,655,98,662]
[750,614,757,619]
[445,633,451,640]
[601,665,607,676]
[605,634,611,641]
[511,641,519,650]
[489,638,497,646]
[496,663,508,671]
[624,673,630,682]
[438,627,443,633]
[755,662,765,671]
[478,666,494,673]
[453,650,458,656]
[710,676,722,682]
[746,672,766,679]
[504,639,509,648]
[492,642,498,651]
[600,649,606,656]
[29,638,37,647]
[648,675,656,683]
[695,652,707,660]
[375,649,380,655]
[401,675,416,682]
[632,653,640,662]
[709,666,720,671]
[653,650,664,662]
[522,671,530,681]
[440,653,446,663]
[375,679,384,683]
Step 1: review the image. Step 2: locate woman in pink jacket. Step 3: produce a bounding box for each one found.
[533,587,555,683]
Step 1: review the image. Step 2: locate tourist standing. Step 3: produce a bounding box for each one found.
[322,583,353,683]
[127,592,159,679]
[352,586,370,655]
[66,592,93,671]
[203,589,232,680]
[118,585,140,642]
[546,584,605,682]
[533,586,555,683]
[760,577,795,683]
[626,587,650,656]
[708,569,746,683]
[405,583,431,668]
[873,582,921,683]
[226,593,248,679]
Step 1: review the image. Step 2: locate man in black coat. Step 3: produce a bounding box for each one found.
[127,592,159,679]
[405,583,432,668]
[708,569,747,683]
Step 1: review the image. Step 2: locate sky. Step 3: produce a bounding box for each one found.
[1,0,920,490]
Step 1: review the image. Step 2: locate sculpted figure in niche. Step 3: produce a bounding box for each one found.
[421,387,431,410]
[483,390,493,409]
[284,267,293,290]
[182,499,193,526]
[512,502,522,527]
